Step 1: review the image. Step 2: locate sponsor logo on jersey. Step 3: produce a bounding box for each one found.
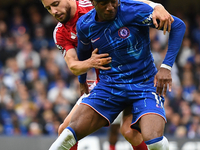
[118,27,130,39]
[142,14,153,25]
[91,37,100,43]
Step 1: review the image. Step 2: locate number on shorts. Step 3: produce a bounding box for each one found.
[152,92,161,105]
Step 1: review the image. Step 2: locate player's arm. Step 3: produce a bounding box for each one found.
[65,47,111,76]
[76,20,95,84]
[77,43,92,84]
[131,3,185,96]
[136,0,174,34]
[54,26,111,76]
[153,16,186,96]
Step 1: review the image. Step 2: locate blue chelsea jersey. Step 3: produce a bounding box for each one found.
[77,0,186,84]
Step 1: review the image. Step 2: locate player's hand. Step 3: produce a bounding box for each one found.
[80,82,89,95]
[90,48,112,70]
[152,5,174,35]
[154,68,172,97]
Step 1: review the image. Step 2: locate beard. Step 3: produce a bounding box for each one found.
[56,6,71,24]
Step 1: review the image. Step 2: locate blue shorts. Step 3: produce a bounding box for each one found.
[81,77,166,126]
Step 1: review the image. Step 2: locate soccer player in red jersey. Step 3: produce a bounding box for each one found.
[41,0,174,149]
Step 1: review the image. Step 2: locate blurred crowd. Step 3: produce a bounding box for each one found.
[0,1,200,139]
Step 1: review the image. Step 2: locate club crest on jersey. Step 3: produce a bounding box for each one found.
[118,27,130,39]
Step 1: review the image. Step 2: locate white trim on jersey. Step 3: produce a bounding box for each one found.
[79,0,93,7]
[80,40,90,45]
[53,22,63,43]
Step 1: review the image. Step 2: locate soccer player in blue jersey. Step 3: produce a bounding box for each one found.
[48,0,185,150]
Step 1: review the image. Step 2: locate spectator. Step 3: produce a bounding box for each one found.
[16,41,40,70]
[0,0,199,139]
[32,25,49,52]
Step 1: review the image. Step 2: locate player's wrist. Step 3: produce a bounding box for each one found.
[86,58,94,69]
[160,64,172,71]
[149,2,162,9]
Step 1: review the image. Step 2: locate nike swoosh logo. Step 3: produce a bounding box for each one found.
[91,37,100,43]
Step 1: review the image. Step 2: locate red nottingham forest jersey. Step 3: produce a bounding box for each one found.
[53,0,93,57]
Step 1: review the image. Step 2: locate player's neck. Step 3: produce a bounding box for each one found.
[70,0,77,21]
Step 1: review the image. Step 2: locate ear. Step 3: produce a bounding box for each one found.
[90,0,95,6]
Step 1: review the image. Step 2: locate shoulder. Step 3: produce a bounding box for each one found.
[53,22,72,46]
[121,0,148,6]
[77,0,94,12]
[120,0,152,13]
[119,0,153,23]
[54,22,64,31]
[78,0,93,8]
[53,22,65,37]
[77,9,95,33]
